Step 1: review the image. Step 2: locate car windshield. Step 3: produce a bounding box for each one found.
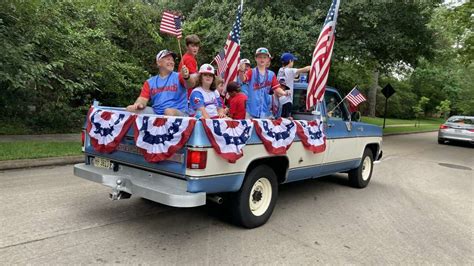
[447,117,474,124]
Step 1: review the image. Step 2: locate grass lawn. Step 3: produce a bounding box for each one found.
[361,116,444,134]
[0,141,82,161]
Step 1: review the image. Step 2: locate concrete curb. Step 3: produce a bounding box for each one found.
[383,130,438,136]
[0,155,84,171]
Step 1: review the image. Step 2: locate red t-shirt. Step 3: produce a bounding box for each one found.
[229,92,248,119]
[178,53,198,97]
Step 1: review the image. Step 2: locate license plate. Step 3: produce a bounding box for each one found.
[93,157,112,169]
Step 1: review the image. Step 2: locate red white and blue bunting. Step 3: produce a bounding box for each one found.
[134,115,196,162]
[86,107,136,153]
[202,119,254,163]
[295,119,326,153]
[253,118,297,155]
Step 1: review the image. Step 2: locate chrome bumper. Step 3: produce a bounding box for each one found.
[74,163,206,207]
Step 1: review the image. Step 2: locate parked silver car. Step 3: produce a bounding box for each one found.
[438,116,474,144]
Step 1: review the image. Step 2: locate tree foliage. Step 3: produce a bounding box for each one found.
[0,0,471,133]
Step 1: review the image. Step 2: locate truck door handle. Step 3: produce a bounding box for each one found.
[357,127,364,131]
[327,123,335,128]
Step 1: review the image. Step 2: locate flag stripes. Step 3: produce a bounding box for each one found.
[160,11,182,38]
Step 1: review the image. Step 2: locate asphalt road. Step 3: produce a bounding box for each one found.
[0,132,472,264]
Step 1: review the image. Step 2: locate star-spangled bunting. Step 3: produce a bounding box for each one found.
[306,0,340,110]
[295,119,326,153]
[253,118,297,155]
[86,107,136,153]
[134,115,196,162]
[202,119,254,163]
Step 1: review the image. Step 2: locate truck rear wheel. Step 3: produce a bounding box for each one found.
[230,165,278,228]
[348,148,374,188]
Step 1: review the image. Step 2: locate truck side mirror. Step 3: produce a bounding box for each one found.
[351,111,361,122]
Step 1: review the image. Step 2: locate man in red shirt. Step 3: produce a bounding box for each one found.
[178,34,200,97]
[226,81,247,120]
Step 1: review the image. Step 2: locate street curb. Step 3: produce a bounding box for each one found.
[383,130,438,136]
[0,155,84,171]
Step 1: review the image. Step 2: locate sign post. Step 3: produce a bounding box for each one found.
[381,84,395,129]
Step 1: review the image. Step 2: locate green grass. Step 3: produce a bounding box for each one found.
[0,141,82,161]
[360,116,443,134]
[361,116,445,126]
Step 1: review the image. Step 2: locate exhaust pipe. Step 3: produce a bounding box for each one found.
[207,195,223,204]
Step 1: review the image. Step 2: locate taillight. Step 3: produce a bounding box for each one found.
[468,129,474,132]
[439,124,449,129]
[186,149,207,169]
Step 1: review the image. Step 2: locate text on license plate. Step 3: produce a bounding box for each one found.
[93,157,112,169]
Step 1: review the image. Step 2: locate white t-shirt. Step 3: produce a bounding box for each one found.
[189,87,221,118]
[277,67,297,105]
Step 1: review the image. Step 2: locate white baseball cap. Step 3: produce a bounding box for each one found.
[199,64,215,75]
[156,49,177,61]
[240,58,251,66]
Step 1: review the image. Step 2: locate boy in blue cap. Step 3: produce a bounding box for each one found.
[238,47,289,119]
[277,52,311,117]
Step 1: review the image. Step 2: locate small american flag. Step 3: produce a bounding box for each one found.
[223,5,242,86]
[306,0,340,110]
[346,87,367,107]
[160,11,182,38]
[214,50,227,77]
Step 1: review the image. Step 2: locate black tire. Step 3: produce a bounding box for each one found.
[348,148,374,188]
[438,138,445,144]
[229,165,278,228]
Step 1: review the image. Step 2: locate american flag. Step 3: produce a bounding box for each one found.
[346,87,367,106]
[306,0,341,110]
[160,11,182,38]
[222,5,242,86]
[214,50,227,77]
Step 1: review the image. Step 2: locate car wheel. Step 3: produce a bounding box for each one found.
[229,165,278,228]
[438,138,445,144]
[348,148,374,188]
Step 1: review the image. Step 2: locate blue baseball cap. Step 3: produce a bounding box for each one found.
[281,53,297,64]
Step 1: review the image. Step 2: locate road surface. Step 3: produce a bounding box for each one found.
[0,132,472,264]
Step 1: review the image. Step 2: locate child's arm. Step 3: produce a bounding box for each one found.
[295,66,311,75]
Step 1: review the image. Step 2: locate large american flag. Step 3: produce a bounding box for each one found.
[346,87,367,106]
[214,49,227,77]
[306,0,341,110]
[160,11,182,38]
[222,5,242,86]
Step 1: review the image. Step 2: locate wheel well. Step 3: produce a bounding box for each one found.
[246,156,289,184]
[365,143,379,159]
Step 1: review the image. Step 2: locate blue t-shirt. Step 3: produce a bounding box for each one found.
[245,68,279,118]
[140,72,187,115]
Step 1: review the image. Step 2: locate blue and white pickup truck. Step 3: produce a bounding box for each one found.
[74,83,383,228]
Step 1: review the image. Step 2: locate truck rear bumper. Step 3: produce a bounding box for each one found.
[74,163,206,208]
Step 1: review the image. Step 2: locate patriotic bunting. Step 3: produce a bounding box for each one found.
[295,120,326,153]
[202,119,254,163]
[86,108,326,161]
[87,108,136,153]
[253,118,297,155]
[134,116,196,162]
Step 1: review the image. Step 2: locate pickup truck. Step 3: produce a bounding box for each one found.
[74,84,383,228]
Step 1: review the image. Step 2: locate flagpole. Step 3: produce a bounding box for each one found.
[176,38,183,60]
